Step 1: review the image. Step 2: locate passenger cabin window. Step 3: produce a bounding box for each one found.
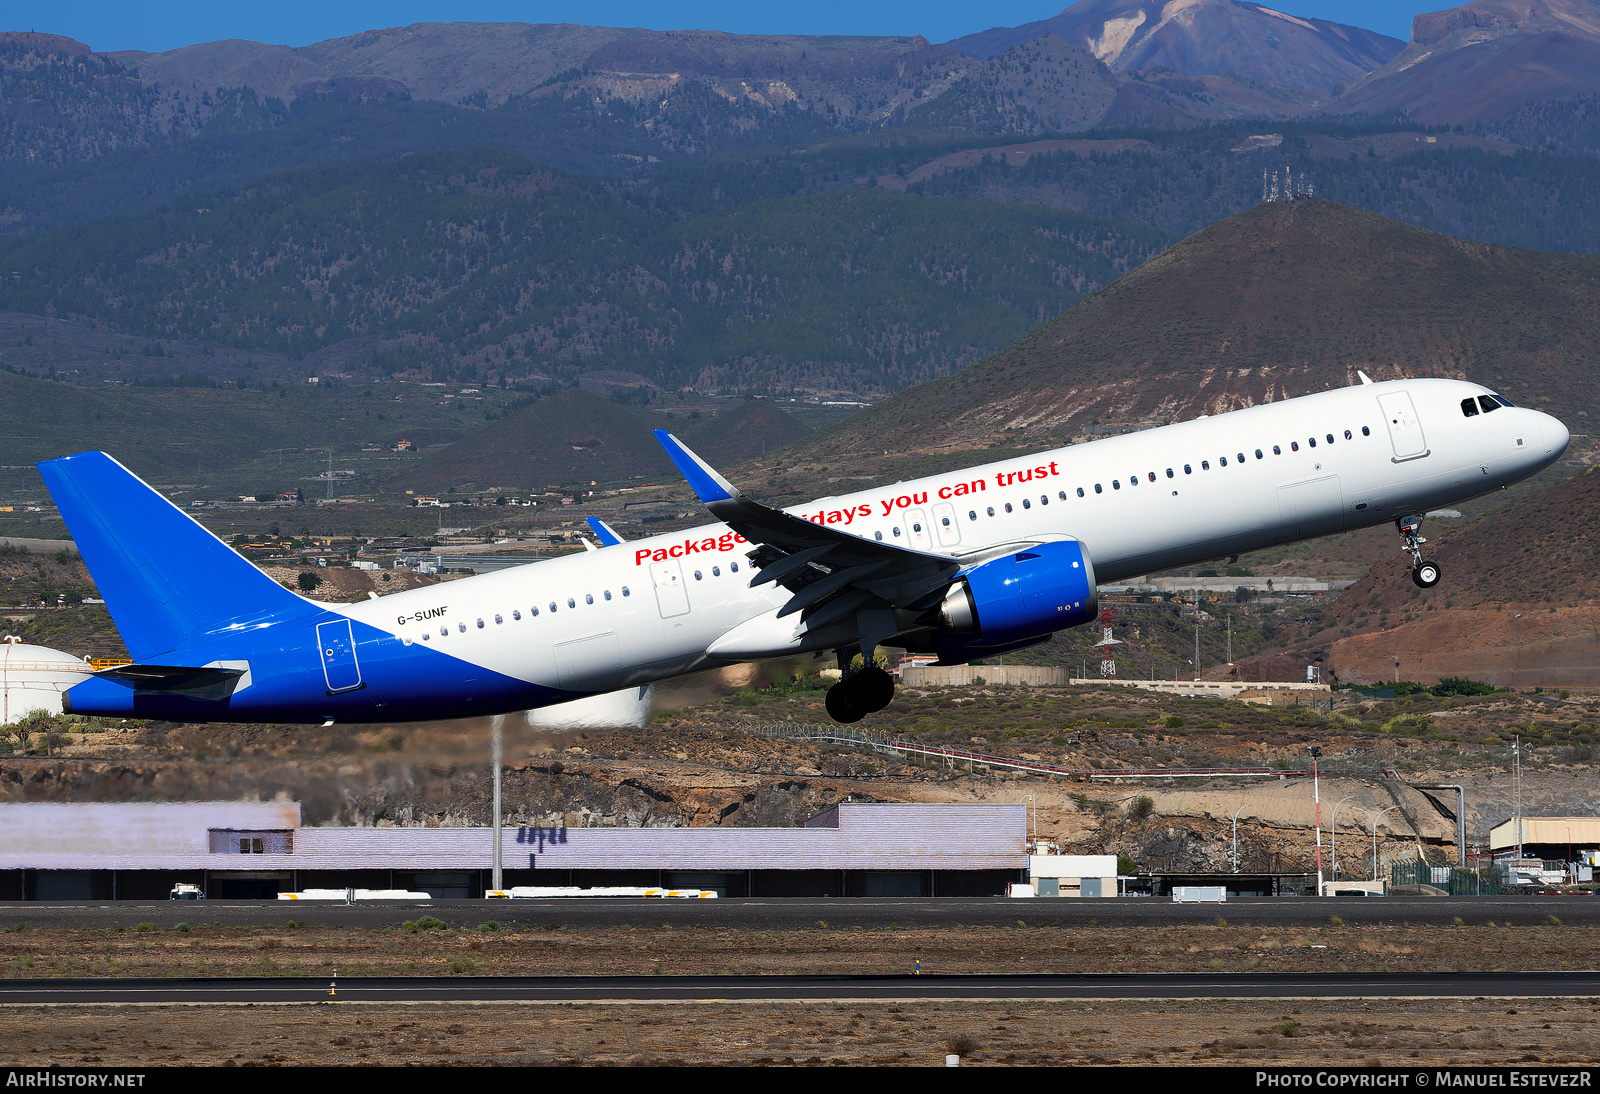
[1273,445,1281,455]
[494,614,503,624]
[458,622,466,633]
[567,597,576,608]
[1147,472,1156,482]
[1361,427,1370,436]
[1094,484,1102,494]
[1254,449,1263,459]
[987,506,996,516]
[1039,496,1047,506]
[969,510,978,520]
[1308,437,1317,447]
[1112,481,1121,491]
[875,530,884,540]
[1344,430,1353,439]
[1183,465,1192,475]
[1326,434,1335,444]
[1165,469,1173,479]
[622,586,630,597]
[730,563,739,573]
[1076,488,1085,497]
[513,610,521,620]
[1005,502,1014,511]
[1219,457,1227,466]
[712,566,721,577]
[1021,499,1030,509]
[1059,490,1069,500]
[604,590,612,600]
[1291,442,1299,452]
[1201,461,1210,470]
[476,619,484,629]
[694,570,703,581]
[531,606,540,616]
[585,593,594,604]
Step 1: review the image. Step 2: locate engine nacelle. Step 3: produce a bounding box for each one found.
[938,539,1097,647]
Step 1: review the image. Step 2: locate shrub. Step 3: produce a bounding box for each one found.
[1163,715,1184,729]
[402,915,448,933]
[135,922,155,933]
[1431,677,1496,697]
[477,921,500,933]
[1128,796,1155,820]
[944,1033,977,1056]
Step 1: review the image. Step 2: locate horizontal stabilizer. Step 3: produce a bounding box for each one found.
[37,451,307,660]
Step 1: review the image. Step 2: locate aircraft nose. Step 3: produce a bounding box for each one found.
[1543,413,1571,457]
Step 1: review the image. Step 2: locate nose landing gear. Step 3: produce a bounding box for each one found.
[1398,514,1441,589]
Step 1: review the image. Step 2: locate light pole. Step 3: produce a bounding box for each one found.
[1353,805,1401,882]
[1230,805,1248,873]
[1329,795,1361,880]
[491,713,504,893]
[1308,745,1324,895]
[1023,793,1038,851]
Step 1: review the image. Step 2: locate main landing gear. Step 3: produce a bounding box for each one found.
[825,658,895,725]
[1398,514,1441,589]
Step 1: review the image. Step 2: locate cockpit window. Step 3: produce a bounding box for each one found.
[1461,397,1480,417]
[1479,395,1501,414]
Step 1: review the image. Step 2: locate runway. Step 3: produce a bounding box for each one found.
[4,971,1599,1005]
[0,895,1595,931]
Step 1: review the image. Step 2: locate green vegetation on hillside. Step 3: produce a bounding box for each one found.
[0,149,1166,394]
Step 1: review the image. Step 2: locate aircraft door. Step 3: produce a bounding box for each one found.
[1377,390,1429,461]
[315,618,363,693]
[907,508,932,552]
[932,502,961,547]
[650,560,690,618]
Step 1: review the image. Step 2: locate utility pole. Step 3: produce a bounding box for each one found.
[491,714,504,892]
[326,449,334,500]
[1226,615,1232,665]
[1309,745,1324,896]
[1193,621,1200,681]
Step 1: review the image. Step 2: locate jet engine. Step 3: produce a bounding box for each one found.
[935,540,1097,661]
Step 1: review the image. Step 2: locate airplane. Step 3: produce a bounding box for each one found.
[37,375,1568,726]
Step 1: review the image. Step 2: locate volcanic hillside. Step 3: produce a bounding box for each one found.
[783,198,1600,468]
[385,389,812,492]
[1236,465,1600,688]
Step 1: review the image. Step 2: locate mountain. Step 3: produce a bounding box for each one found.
[0,148,1166,396]
[777,198,1600,466]
[950,0,1405,95]
[384,389,812,491]
[1331,0,1600,124]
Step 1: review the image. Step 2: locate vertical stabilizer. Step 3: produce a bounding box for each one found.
[37,451,307,660]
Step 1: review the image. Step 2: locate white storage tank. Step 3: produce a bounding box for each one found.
[0,639,93,724]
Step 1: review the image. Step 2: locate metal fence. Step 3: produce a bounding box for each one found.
[1389,858,1504,896]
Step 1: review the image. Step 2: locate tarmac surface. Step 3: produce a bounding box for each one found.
[0,895,1593,930]
[4,970,1599,1005]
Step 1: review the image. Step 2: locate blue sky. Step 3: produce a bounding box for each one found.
[28,2,1439,55]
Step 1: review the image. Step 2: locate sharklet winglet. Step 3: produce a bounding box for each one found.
[652,430,739,504]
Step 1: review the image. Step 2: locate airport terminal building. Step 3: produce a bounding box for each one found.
[0,800,1027,900]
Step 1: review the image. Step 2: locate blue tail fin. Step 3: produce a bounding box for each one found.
[37,451,306,660]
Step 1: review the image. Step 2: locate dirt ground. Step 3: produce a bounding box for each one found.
[3,997,1594,1066]
[1,922,1595,980]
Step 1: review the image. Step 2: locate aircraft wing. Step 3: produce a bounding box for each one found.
[652,430,958,628]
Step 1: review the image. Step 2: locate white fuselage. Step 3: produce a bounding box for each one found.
[333,379,1568,700]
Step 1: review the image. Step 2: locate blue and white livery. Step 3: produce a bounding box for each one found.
[38,376,1568,724]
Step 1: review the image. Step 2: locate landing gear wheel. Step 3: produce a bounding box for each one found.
[1412,561,1441,589]
[846,665,895,713]
[825,683,866,724]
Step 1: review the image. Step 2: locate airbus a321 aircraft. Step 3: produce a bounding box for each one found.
[38,375,1567,725]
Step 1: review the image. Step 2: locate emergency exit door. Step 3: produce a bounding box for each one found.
[316,618,363,693]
